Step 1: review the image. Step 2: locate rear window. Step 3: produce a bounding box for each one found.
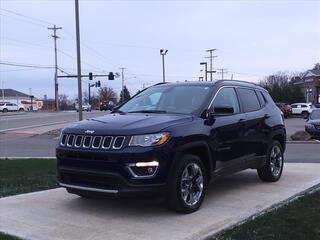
[0,103,4,106]
[237,88,261,112]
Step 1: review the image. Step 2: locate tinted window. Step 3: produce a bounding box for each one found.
[301,105,307,108]
[6,103,13,106]
[212,87,240,114]
[257,91,266,107]
[310,110,320,120]
[119,85,211,114]
[237,88,260,112]
[291,104,297,108]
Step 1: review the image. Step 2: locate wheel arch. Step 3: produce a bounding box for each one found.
[171,141,214,182]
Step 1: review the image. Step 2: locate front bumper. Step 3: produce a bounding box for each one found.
[56,145,174,196]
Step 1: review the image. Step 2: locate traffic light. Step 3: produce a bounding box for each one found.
[89,72,93,80]
[108,72,114,80]
[95,81,101,87]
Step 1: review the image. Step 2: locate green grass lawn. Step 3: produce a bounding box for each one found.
[213,189,320,240]
[0,159,57,198]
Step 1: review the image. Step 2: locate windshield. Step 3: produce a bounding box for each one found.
[310,110,320,120]
[119,85,212,114]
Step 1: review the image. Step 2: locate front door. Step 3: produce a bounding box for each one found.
[209,87,246,171]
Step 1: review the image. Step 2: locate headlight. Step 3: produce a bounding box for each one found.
[305,124,314,129]
[129,132,170,147]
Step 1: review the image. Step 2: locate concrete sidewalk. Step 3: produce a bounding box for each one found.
[1,163,320,240]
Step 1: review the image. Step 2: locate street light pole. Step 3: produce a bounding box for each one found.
[120,67,126,103]
[75,0,83,121]
[160,49,168,83]
[200,62,207,81]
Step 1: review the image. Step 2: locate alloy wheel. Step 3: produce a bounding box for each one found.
[270,145,283,177]
[180,163,204,206]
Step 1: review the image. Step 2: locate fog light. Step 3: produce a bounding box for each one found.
[127,161,159,178]
[135,161,159,167]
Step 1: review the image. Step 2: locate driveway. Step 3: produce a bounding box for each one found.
[1,163,320,240]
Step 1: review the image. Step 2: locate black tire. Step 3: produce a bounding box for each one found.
[19,108,24,112]
[302,111,309,119]
[257,140,284,182]
[2,108,8,113]
[166,154,207,214]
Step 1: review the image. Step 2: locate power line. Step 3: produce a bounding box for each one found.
[0,7,54,26]
[0,61,54,69]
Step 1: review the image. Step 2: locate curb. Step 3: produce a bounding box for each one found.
[287,140,320,144]
[0,157,56,160]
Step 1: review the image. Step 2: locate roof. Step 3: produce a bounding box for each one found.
[303,63,320,77]
[0,89,30,98]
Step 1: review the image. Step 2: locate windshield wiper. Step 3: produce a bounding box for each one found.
[111,109,126,114]
[128,110,167,113]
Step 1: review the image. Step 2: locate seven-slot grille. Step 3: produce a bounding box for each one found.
[60,134,125,150]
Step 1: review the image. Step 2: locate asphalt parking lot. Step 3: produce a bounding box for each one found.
[1,163,320,240]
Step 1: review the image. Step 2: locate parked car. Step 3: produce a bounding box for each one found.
[57,80,286,213]
[275,103,292,118]
[0,102,25,112]
[75,103,91,112]
[291,103,315,118]
[305,109,320,139]
[100,101,114,111]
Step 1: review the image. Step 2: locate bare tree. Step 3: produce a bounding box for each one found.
[260,72,304,103]
[98,87,118,104]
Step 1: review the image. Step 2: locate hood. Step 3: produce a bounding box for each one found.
[63,113,193,135]
[307,119,320,125]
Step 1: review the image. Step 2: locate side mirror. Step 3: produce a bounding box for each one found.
[213,106,234,115]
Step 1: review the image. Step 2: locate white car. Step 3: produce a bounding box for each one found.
[0,102,25,113]
[75,103,91,112]
[291,103,315,118]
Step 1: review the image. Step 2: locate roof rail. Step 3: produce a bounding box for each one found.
[216,79,260,87]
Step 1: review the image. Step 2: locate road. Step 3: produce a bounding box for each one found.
[0,111,107,132]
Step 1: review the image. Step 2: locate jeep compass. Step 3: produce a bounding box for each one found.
[56,80,286,213]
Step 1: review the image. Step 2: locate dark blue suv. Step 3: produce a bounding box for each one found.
[56,80,286,213]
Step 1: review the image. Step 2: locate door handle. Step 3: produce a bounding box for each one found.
[239,118,245,123]
[264,114,271,119]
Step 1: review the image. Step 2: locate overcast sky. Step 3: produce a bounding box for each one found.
[0,0,319,100]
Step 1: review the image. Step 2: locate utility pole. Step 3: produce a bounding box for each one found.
[1,80,4,103]
[48,25,62,111]
[205,49,217,81]
[217,68,228,80]
[75,0,83,121]
[120,67,126,103]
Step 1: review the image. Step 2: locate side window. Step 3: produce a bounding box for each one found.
[237,88,261,112]
[301,105,307,108]
[291,104,297,108]
[256,91,266,107]
[212,88,240,114]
